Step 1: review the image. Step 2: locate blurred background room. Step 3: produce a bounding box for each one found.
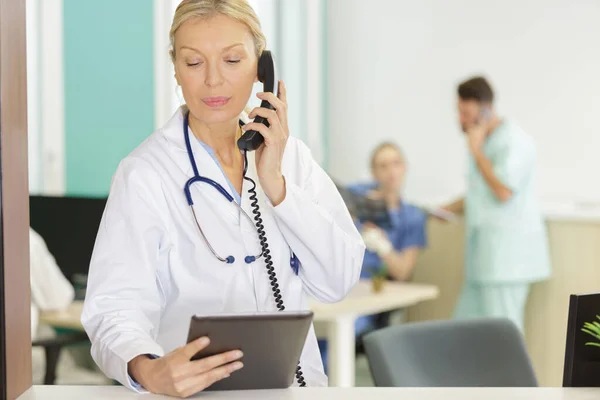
[25,0,600,389]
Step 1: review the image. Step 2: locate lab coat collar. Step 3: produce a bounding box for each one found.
[160,107,257,232]
[161,106,250,153]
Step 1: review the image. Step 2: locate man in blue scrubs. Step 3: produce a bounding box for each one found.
[319,143,427,370]
[441,76,551,333]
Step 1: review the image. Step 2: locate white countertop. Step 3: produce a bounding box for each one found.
[542,201,600,222]
[17,386,600,400]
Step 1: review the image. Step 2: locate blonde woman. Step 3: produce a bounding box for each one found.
[81,0,364,397]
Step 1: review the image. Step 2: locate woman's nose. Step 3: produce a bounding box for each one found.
[205,62,224,87]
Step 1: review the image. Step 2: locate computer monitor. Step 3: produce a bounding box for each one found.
[563,292,600,387]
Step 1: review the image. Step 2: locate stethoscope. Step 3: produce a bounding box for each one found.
[182,112,300,273]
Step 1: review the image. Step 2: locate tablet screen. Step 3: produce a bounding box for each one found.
[187,311,313,391]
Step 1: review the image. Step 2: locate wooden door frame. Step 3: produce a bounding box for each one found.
[0,0,32,398]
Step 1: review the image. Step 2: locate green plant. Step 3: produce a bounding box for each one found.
[367,264,388,279]
[582,315,600,348]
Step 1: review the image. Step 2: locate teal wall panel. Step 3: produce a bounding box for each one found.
[64,0,155,196]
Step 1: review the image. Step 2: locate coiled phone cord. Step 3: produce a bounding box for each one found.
[243,151,307,387]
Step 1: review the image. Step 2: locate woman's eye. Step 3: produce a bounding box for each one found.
[186,61,202,67]
[226,59,241,64]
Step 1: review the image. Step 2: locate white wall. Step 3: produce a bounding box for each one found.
[326,0,600,207]
[26,0,40,193]
[26,0,65,195]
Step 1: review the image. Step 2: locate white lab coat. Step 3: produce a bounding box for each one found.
[81,108,365,391]
[30,227,75,340]
[29,228,110,386]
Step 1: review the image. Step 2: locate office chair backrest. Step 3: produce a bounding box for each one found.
[363,318,538,387]
[29,195,107,284]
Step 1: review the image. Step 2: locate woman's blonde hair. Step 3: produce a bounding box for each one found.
[370,142,406,169]
[170,0,267,62]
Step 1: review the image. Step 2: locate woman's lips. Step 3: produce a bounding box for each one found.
[202,97,231,108]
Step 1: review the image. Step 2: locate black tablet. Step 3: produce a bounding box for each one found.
[335,184,392,229]
[187,310,313,391]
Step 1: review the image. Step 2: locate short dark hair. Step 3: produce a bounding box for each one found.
[458,76,494,104]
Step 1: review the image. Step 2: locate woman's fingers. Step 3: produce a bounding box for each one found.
[188,350,243,376]
[173,362,243,398]
[179,337,210,360]
[277,80,287,104]
[242,121,277,144]
[256,90,286,113]
[248,107,281,130]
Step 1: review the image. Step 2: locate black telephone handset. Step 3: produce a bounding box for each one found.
[237,51,306,386]
[237,50,278,151]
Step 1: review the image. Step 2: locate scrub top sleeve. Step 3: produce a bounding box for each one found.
[492,137,535,193]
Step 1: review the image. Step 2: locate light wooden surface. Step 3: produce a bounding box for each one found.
[310,280,438,321]
[39,280,439,330]
[406,218,600,387]
[17,386,600,400]
[38,301,84,331]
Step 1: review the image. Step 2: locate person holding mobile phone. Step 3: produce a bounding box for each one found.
[439,76,551,333]
[80,1,365,397]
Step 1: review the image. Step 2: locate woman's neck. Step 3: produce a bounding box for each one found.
[381,188,402,209]
[189,114,241,167]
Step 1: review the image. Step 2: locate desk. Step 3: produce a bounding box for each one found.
[17,386,600,400]
[39,280,438,388]
[310,280,438,387]
[38,302,84,331]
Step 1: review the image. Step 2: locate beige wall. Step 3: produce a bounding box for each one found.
[406,219,600,387]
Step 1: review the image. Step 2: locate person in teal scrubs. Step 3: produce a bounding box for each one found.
[440,76,551,333]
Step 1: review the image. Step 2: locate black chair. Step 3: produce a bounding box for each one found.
[32,332,89,384]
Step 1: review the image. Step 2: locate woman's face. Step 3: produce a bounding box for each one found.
[372,147,406,193]
[173,14,258,124]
